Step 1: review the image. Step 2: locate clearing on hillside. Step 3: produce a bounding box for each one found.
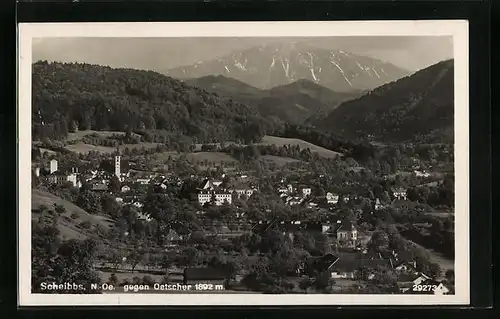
[185,152,238,164]
[65,142,163,155]
[258,135,342,158]
[66,130,141,142]
[261,155,301,166]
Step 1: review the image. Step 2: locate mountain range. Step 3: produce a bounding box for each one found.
[164,42,410,93]
[185,76,361,123]
[314,59,454,143]
[32,58,454,147]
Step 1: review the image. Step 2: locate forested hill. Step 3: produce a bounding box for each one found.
[185,76,359,124]
[315,59,455,144]
[32,61,270,144]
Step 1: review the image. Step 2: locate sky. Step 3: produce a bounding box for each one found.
[32,36,453,72]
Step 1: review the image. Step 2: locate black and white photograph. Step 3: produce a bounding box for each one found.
[18,21,469,306]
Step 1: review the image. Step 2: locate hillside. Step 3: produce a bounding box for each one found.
[32,189,114,241]
[186,76,360,123]
[32,61,270,144]
[258,135,343,158]
[315,59,454,143]
[165,42,410,92]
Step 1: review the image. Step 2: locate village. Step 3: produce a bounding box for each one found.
[32,141,455,295]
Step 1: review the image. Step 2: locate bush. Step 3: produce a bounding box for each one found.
[70,212,79,220]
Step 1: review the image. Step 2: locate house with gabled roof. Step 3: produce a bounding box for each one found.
[336,219,358,247]
[164,229,182,245]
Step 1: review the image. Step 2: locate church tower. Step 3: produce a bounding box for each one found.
[114,146,121,178]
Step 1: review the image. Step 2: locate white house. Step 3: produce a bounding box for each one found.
[197,191,212,206]
[278,187,289,194]
[214,192,232,206]
[326,192,339,204]
[121,185,131,192]
[412,273,431,285]
[301,187,312,197]
[287,196,303,206]
[392,188,408,200]
[133,202,144,208]
[137,212,152,222]
[136,178,151,185]
[197,190,232,206]
[414,170,431,178]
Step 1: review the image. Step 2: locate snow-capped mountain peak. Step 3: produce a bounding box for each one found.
[164,43,410,92]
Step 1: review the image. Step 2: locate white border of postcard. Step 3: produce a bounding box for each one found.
[18,21,469,306]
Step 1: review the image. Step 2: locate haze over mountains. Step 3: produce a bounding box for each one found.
[165,42,410,93]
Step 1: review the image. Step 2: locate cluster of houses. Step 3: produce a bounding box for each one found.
[34,159,82,188]
[277,184,313,206]
[194,178,257,207]
[302,250,451,295]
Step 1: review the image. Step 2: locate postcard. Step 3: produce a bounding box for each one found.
[18,20,469,306]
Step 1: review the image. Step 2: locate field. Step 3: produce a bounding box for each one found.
[32,189,114,240]
[39,148,57,156]
[66,130,141,142]
[65,142,163,155]
[259,135,343,158]
[261,155,301,166]
[185,152,238,164]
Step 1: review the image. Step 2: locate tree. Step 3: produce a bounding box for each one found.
[33,237,102,294]
[110,249,126,271]
[368,229,389,253]
[428,262,442,279]
[108,273,118,286]
[127,250,144,273]
[444,269,455,284]
[109,175,121,193]
[314,273,334,293]
[299,277,312,293]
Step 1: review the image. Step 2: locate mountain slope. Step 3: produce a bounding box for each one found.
[315,59,454,143]
[186,76,360,123]
[165,42,410,92]
[32,61,270,144]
